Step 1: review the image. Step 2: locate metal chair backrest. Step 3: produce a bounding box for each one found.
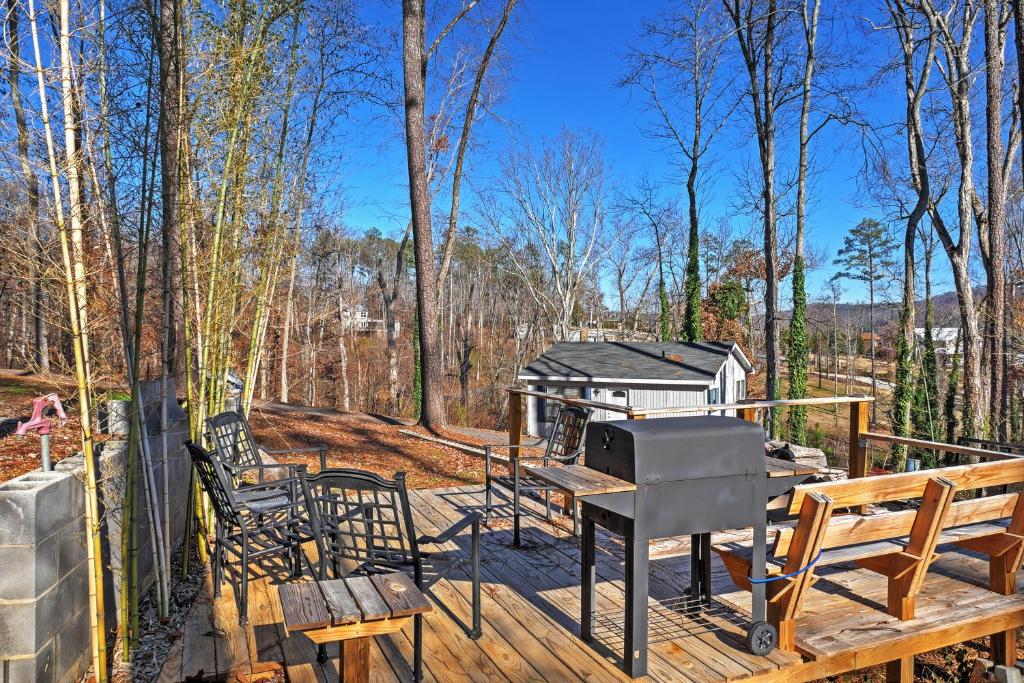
[544,405,592,465]
[302,468,420,576]
[207,410,264,472]
[186,441,240,526]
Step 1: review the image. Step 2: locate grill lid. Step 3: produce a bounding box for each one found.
[585,415,766,484]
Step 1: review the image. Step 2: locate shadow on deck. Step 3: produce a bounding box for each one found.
[158,485,1024,682]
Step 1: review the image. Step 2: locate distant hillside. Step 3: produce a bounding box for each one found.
[796,288,985,331]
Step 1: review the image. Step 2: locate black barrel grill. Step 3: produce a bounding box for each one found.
[580,415,772,678]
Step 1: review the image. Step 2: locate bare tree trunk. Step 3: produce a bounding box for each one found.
[377,225,410,411]
[982,0,1006,436]
[919,0,987,437]
[435,0,517,289]
[724,0,783,434]
[5,0,47,371]
[402,0,445,428]
[156,0,181,378]
[280,247,298,402]
[887,0,938,450]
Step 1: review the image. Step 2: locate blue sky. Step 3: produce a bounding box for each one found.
[334,1,951,308]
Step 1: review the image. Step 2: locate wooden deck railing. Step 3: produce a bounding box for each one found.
[506,387,874,480]
[862,432,1023,462]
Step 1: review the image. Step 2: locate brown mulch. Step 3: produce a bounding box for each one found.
[0,370,96,482]
[248,404,491,490]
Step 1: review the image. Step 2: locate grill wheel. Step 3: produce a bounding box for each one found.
[747,620,778,656]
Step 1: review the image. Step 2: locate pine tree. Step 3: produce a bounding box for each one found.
[832,218,898,428]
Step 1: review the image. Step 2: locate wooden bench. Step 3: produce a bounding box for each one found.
[715,457,1024,668]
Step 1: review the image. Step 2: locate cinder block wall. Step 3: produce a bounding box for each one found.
[0,470,90,683]
[0,379,190,683]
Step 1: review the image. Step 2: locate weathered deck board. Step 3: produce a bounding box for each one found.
[158,484,1024,682]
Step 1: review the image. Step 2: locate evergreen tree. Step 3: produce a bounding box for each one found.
[911,266,939,465]
[681,222,702,341]
[832,219,898,428]
[786,256,808,443]
[943,331,961,464]
[659,280,671,342]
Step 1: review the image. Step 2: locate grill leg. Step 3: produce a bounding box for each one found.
[751,523,767,624]
[689,534,712,605]
[624,534,649,678]
[571,496,578,537]
[700,533,712,603]
[581,516,596,642]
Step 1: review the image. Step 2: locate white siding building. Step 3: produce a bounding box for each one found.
[518,341,753,436]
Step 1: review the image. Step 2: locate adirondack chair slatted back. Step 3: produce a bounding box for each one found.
[303,469,419,575]
[186,441,241,526]
[545,405,591,464]
[207,410,264,472]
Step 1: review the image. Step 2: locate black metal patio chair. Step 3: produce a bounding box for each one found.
[484,404,592,545]
[186,441,316,625]
[206,410,329,482]
[301,468,482,682]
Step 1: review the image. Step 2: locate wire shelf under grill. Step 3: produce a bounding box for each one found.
[591,596,749,646]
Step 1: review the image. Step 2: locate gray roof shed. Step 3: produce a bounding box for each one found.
[517,341,753,386]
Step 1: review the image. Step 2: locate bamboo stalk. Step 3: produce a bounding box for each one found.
[28,0,108,677]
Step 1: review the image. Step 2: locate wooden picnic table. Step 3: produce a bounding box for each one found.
[278,573,432,683]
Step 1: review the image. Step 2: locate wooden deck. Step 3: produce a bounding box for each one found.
[159,485,1024,682]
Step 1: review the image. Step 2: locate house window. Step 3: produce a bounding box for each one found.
[735,379,747,400]
[707,387,721,404]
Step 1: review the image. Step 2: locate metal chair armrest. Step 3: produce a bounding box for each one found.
[509,454,547,464]
[264,446,327,455]
[482,443,529,452]
[234,462,305,475]
[417,512,481,545]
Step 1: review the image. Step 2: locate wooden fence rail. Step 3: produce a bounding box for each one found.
[505,387,875,480]
[862,432,1023,463]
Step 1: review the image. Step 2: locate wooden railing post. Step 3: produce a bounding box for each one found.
[849,399,869,480]
[508,391,523,449]
[849,399,870,514]
[739,406,758,423]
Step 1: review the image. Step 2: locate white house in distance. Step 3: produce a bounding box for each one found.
[517,341,754,437]
[914,328,961,356]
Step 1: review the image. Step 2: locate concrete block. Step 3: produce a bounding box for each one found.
[3,640,55,683]
[54,607,89,683]
[51,564,88,634]
[0,601,37,657]
[0,472,79,546]
[56,521,86,577]
[995,665,1024,683]
[0,532,58,600]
